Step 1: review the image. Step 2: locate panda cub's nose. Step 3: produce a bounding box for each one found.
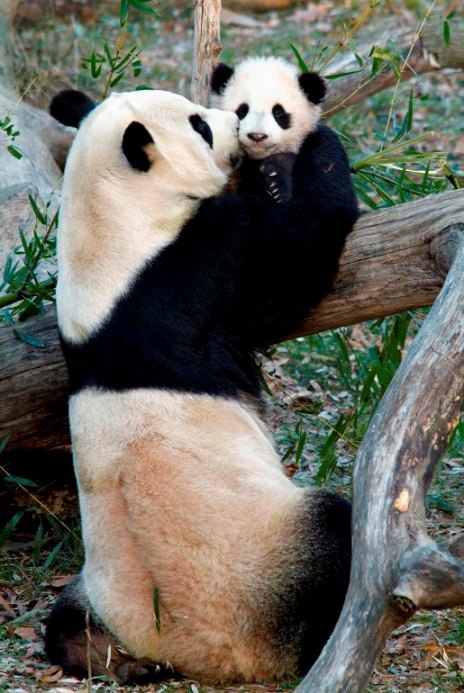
[247,132,268,143]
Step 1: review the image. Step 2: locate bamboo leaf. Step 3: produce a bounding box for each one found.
[325,69,363,80]
[443,19,451,47]
[153,586,162,634]
[28,195,47,225]
[7,145,23,160]
[290,43,309,72]
[0,436,9,455]
[43,541,63,569]
[13,328,46,348]
[4,475,39,487]
[0,511,24,548]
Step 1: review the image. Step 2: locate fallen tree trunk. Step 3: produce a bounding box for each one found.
[1,188,463,453]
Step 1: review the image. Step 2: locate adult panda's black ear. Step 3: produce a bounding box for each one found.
[211,63,235,95]
[122,121,155,172]
[50,90,96,128]
[298,72,327,105]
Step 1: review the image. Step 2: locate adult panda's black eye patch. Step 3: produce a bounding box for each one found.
[122,121,154,172]
[189,115,213,149]
[236,103,249,120]
[272,104,291,130]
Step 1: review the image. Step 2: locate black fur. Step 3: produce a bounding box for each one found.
[50,89,96,128]
[211,62,235,94]
[61,124,358,398]
[122,121,154,172]
[298,72,327,105]
[240,152,294,206]
[251,489,351,672]
[272,104,291,130]
[45,578,175,684]
[236,103,249,120]
[189,114,214,149]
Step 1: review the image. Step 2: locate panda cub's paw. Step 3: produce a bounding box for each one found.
[259,152,296,205]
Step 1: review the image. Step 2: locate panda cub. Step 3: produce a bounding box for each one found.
[211,56,326,204]
[45,87,358,685]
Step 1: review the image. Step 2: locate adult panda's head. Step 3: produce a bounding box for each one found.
[211,56,326,160]
[51,88,240,201]
[49,89,240,342]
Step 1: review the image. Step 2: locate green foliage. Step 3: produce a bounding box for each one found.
[0,115,23,160]
[0,438,82,569]
[81,0,158,97]
[0,195,57,324]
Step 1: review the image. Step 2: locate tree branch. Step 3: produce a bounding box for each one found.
[1,189,463,454]
[191,0,222,106]
[297,212,464,692]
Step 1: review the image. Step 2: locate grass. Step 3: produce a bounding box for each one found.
[1,0,463,690]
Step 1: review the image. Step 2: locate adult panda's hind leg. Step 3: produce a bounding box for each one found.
[294,489,352,672]
[45,575,171,684]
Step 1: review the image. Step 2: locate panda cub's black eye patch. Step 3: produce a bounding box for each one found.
[236,103,249,120]
[189,114,213,149]
[272,104,291,130]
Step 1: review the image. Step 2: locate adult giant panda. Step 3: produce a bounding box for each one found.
[211,56,326,204]
[45,87,358,685]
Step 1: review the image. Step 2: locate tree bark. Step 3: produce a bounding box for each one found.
[1,189,463,453]
[191,0,222,106]
[297,208,464,693]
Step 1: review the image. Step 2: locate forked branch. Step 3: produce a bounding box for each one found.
[297,217,464,692]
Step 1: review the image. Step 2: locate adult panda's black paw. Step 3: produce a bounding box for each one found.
[259,152,296,204]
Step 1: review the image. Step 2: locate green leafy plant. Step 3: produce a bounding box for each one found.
[0,195,58,326]
[0,115,23,160]
[82,0,158,97]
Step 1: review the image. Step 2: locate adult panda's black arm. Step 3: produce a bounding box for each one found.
[61,126,357,402]
[225,124,359,349]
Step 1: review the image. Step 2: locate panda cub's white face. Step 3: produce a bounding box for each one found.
[218,57,322,160]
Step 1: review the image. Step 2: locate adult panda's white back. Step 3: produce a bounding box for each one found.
[57,90,239,342]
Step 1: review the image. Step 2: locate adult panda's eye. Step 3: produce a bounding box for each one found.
[189,114,213,148]
[272,104,291,129]
[235,103,249,120]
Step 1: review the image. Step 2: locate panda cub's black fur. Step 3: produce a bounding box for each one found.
[45,87,358,685]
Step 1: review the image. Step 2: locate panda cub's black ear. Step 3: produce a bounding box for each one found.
[122,121,155,173]
[211,63,235,95]
[298,72,327,105]
[50,90,96,128]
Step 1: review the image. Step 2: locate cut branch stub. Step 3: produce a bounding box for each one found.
[297,223,464,692]
[393,544,464,611]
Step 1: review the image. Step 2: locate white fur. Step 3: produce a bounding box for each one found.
[216,56,321,159]
[57,90,239,342]
[71,388,303,680]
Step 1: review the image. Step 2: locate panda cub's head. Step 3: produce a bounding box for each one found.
[211,56,326,160]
